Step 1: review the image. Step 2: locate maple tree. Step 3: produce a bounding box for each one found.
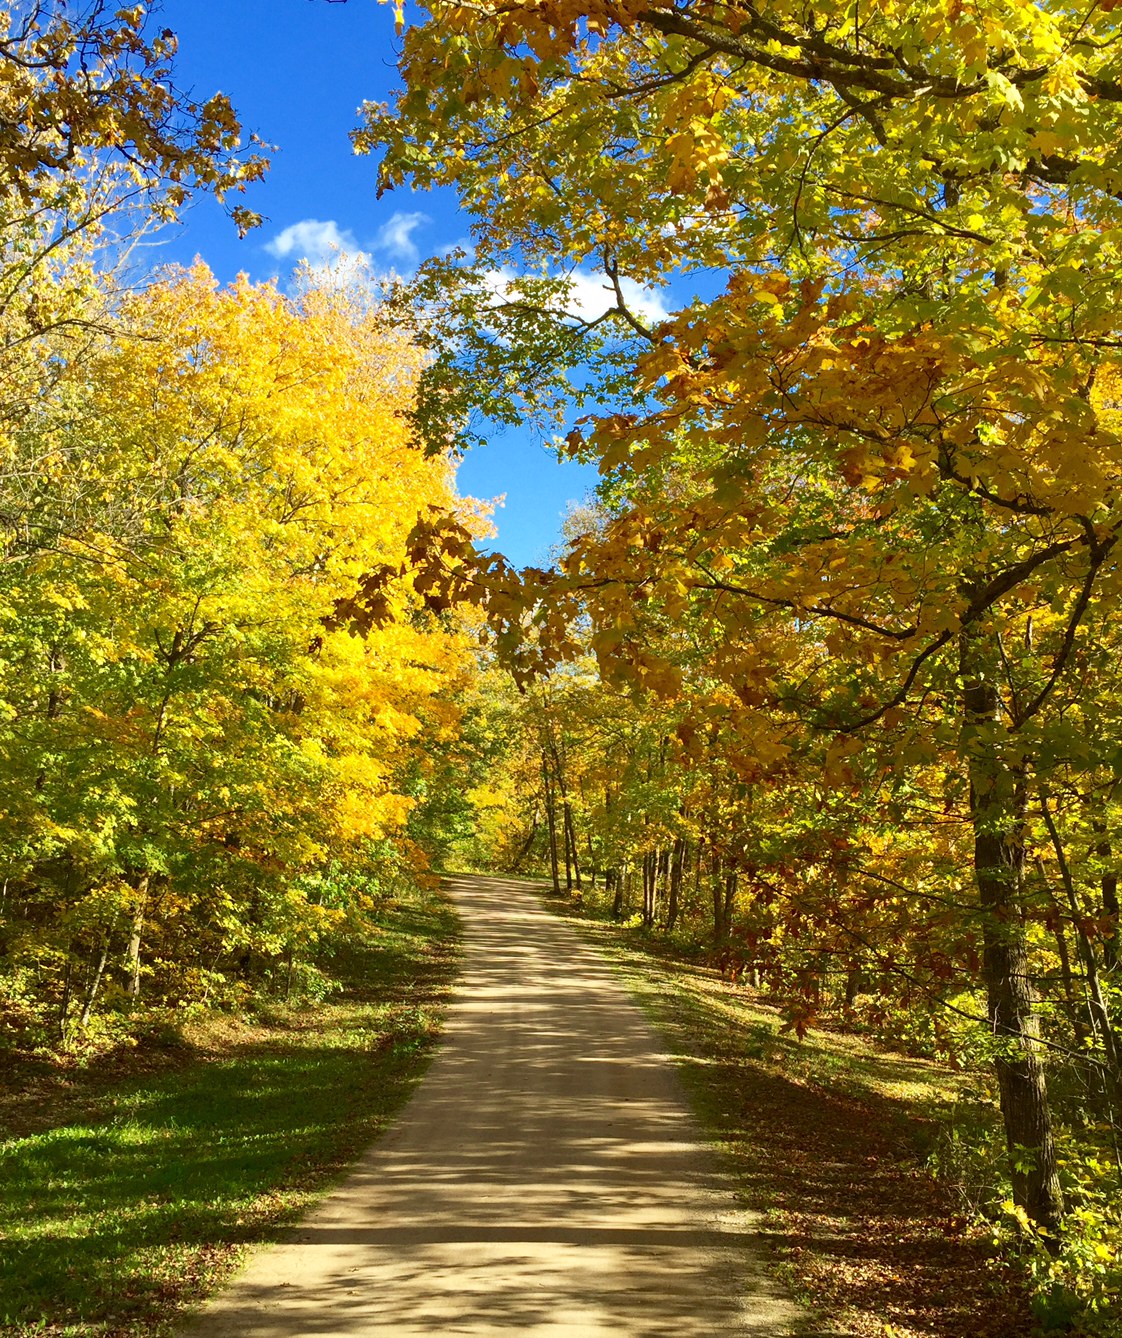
[0,1,267,511]
[357,0,1122,1260]
[0,263,480,1033]
[0,1,264,229]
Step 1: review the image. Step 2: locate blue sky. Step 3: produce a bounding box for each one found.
[151,0,606,568]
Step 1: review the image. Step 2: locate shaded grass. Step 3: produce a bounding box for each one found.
[0,887,459,1338]
[541,890,1033,1338]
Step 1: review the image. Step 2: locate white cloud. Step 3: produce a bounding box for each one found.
[480,266,670,329]
[563,271,670,326]
[265,218,371,272]
[375,210,429,264]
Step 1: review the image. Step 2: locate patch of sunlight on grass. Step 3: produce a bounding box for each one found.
[582,921,969,1128]
[0,886,460,1338]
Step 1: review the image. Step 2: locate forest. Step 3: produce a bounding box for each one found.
[1,0,1122,1334]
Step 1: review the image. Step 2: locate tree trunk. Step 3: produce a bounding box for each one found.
[57,955,73,1041]
[844,964,864,1009]
[124,873,150,998]
[642,849,657,928]
[961,632,1063,1237]
[562,799,581,892]
[607,868,624,919]
[723,871,737,940]
[509,815,539,872]
[79,937,111,1029]
[542,712,579,892]
[1094,820,1120,974]
[710,848,726,943]
[542,761,561,895]
[667,837,685,932]
[1042,798,1122,1114]
[1035,856,1088,1048]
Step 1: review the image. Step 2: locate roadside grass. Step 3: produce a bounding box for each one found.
[0,886,459,1338]
[540,889,1033,1338]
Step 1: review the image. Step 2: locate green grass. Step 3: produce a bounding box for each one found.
[0,887,459,1337]
[547,895,974,1128]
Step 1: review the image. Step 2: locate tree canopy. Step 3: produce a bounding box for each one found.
[356,0,1122,1274]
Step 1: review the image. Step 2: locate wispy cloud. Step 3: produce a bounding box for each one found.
[264,218,373,274]
[481,266,669,328]
[563,270,669,326]
[374,211,430,264]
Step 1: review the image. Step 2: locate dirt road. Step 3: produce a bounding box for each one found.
[188,875,801,1336]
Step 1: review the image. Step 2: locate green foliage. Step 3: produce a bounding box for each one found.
[0,263,480,1047]
[0,883,459,1337]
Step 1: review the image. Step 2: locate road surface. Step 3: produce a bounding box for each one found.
[187,875,801,1337]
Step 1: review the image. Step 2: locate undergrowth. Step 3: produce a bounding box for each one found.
[0,884,459,1338]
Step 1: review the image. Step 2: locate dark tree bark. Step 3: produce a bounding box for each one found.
[709,849,736,943]
[642,849,658,927]
[542,760,561,895]
[961,631,1064,1237]
[607,867,624,919]
[844,963,864,1009]
[509,814,539,872]
[666,837,685,931]
[562,797,581,892]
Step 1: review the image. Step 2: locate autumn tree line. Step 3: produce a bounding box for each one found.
[0,5,487,1050]
[355,0,1122,1322]
[4,0,1122,1327]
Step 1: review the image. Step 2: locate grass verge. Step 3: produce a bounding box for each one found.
[0,885,459,1338]
[541,890,1035,1338]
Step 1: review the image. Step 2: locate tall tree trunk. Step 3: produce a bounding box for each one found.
[542,760,561,895]
[961,632,1063,1237]
[124,873,150,998]
[562,799,581,892]
[667,836,685,932]
[542,712,579,892]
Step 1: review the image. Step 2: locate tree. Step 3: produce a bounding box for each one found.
[358,0,1122,1237]
[0,1,264,229]
[0,263,479,1031]
[0,1,268,572]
